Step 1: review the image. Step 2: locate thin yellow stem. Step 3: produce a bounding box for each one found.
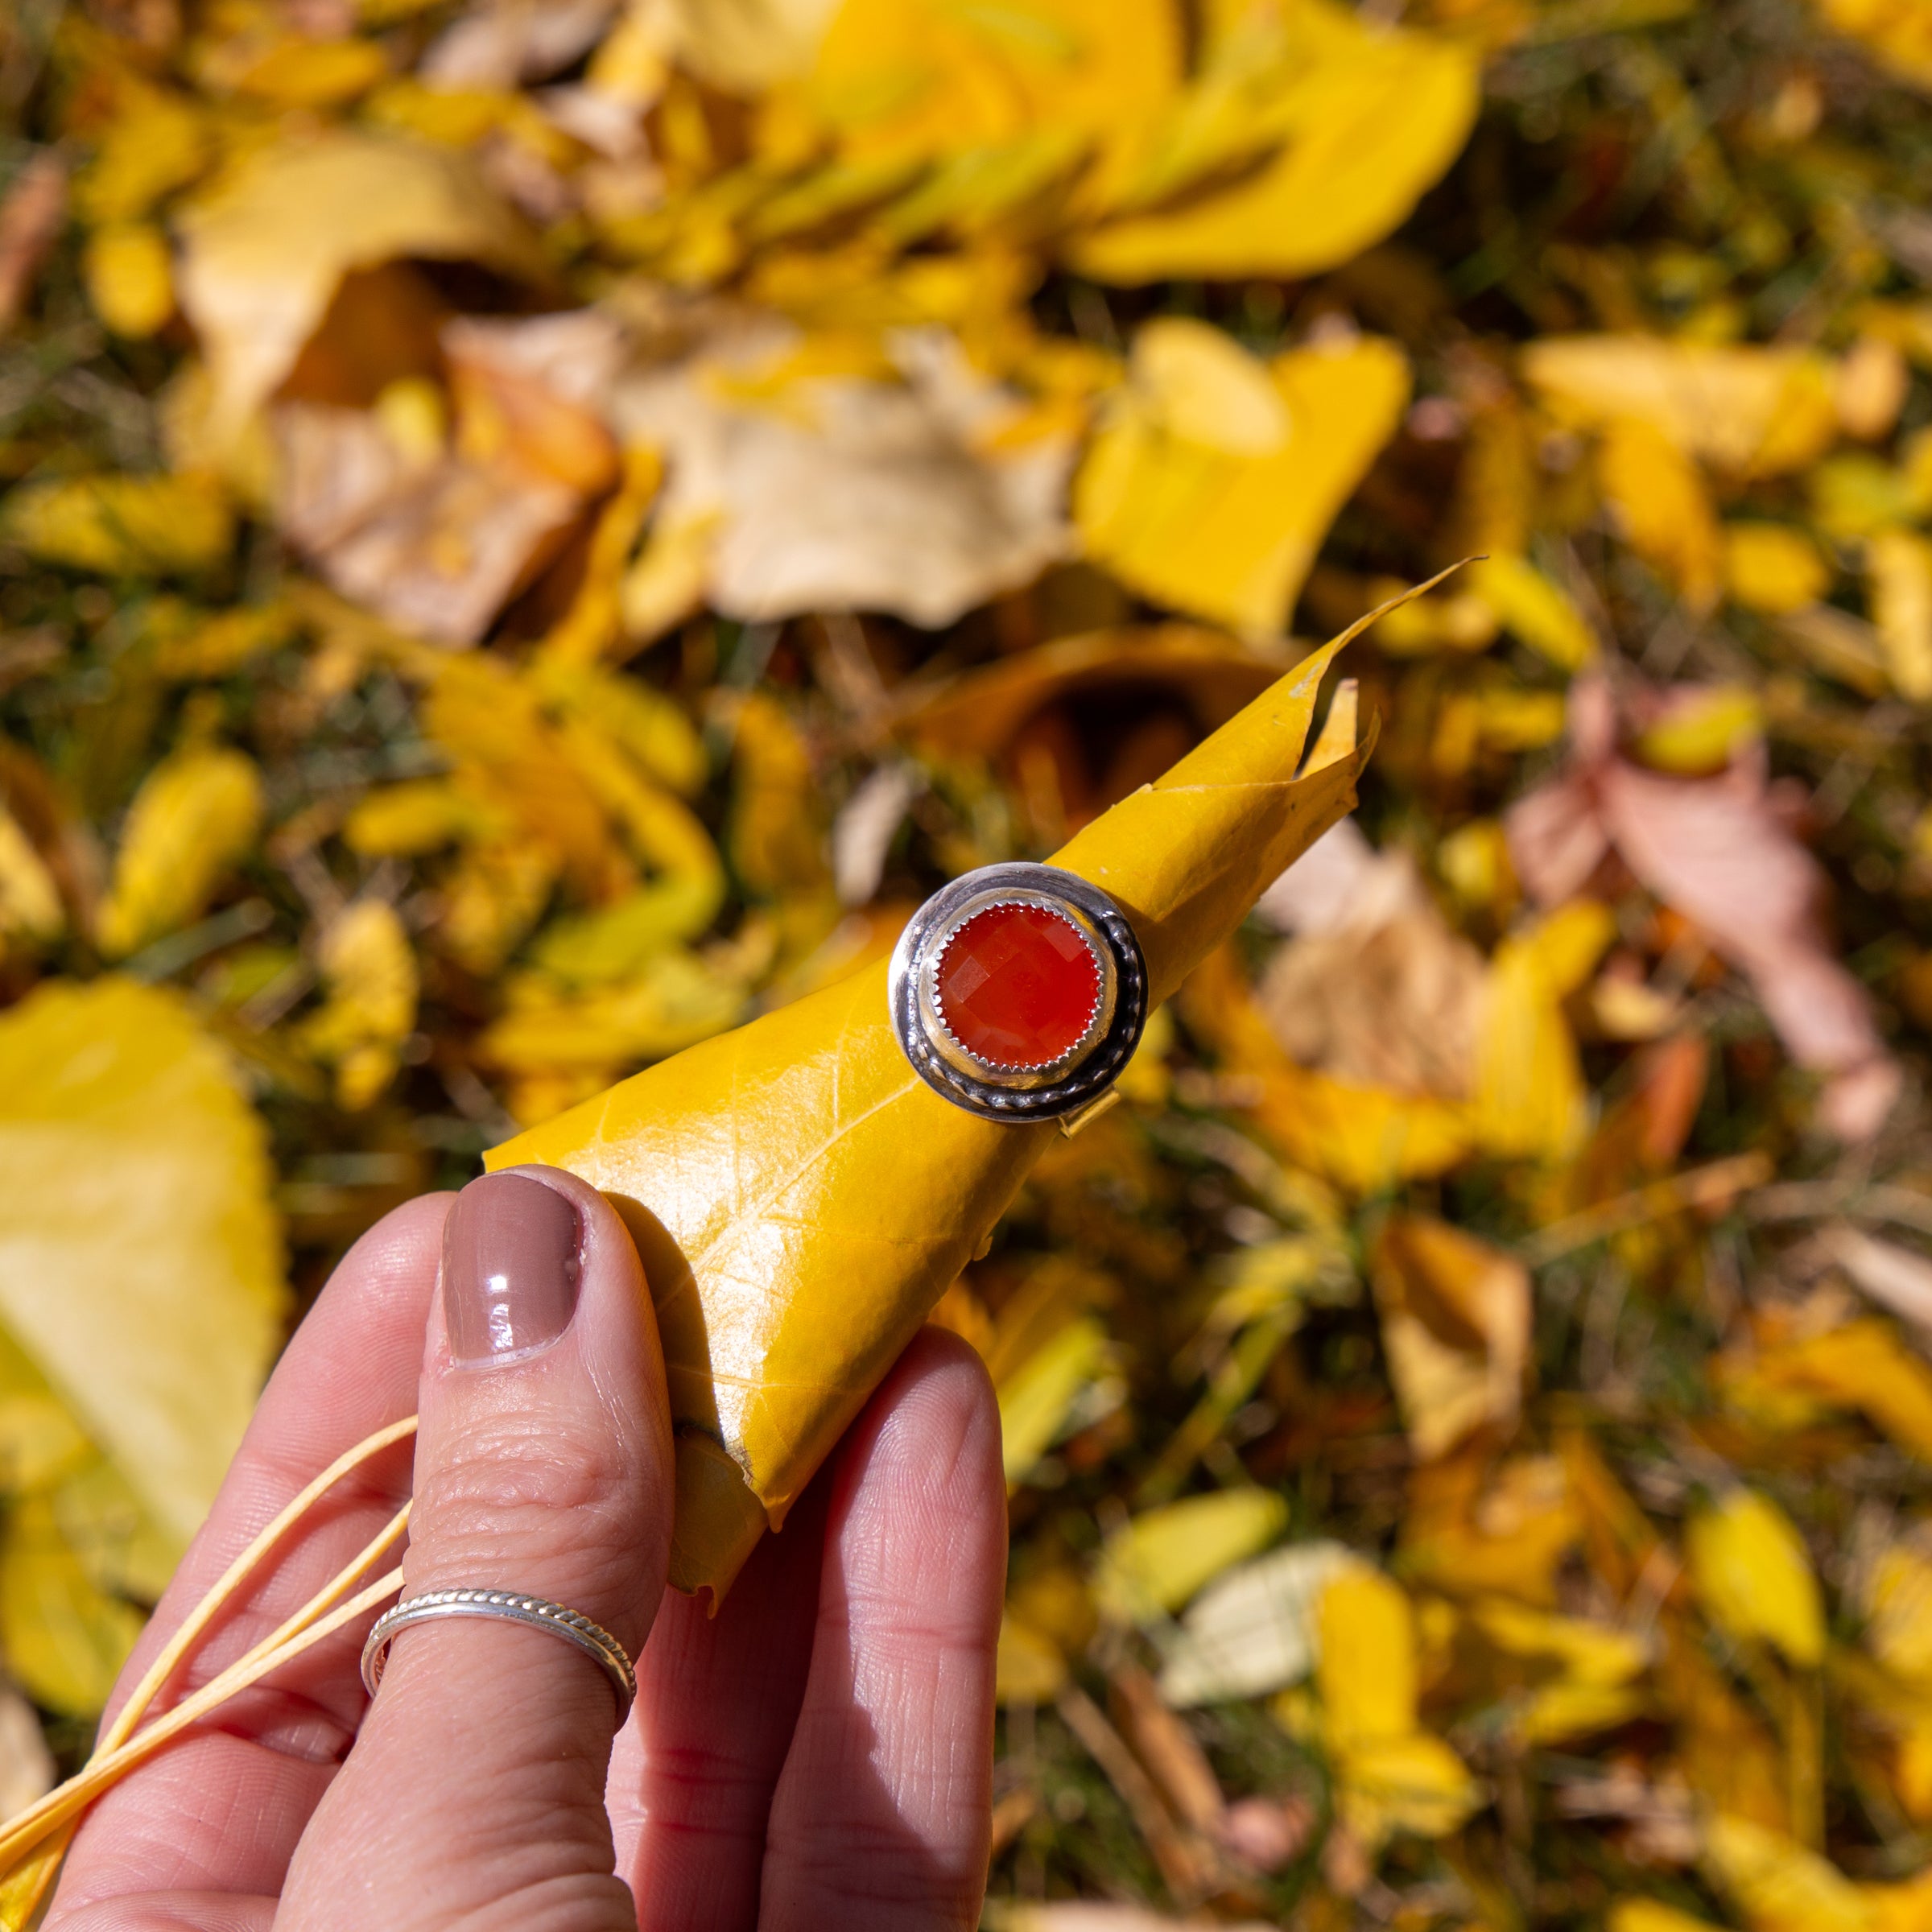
[233,1500,412,1686]
[99,1415,419,1755]
[0,1416,420,1913]
[0,1570,406,1869]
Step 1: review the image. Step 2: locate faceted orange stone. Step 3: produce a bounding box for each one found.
[935,902,1101,1070]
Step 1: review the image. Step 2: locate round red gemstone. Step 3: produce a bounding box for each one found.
[935,902,1102,1070]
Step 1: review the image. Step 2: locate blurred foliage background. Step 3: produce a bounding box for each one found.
[6,0,1932,1922]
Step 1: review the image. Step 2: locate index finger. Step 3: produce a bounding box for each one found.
[47,1193,449,1923]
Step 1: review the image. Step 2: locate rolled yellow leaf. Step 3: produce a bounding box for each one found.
[489,591,1427,1603]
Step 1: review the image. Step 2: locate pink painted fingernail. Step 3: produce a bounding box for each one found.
[443,1173,582,1367]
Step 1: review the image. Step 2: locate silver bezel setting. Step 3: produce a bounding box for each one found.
[921,889,1114,1083]
[888,863,1149,1122]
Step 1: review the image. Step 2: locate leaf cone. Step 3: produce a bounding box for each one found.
[489,625,1377,1602]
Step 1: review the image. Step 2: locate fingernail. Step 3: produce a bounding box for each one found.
[443,1173,583,1367]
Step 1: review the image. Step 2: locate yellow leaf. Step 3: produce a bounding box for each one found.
[1868,1543,1932,1686]
[535,719,724,978]
[1726,522,1832,613]
[1371,1216,1532,1461]
[374,375,448,465]
[1810,450,1932,543]
[345,778,506,857]
[1475,1596,1652,1742]
[96,745,262,959]
[1837,335,1910,440]
[51,1455,179,1603]
[1179,944,1472,1193]
[1610,1902,1728,1932]
[1469,1597,1649,1684]
[1129,317,1292,455]
[1524,335,1839,478]
[479,950,746,1074]
[1319,1569,1480,1843]
[982,1255,1112,1387]
[1333,1731,1482,1844]
[1598,416,1723,609]
[663,0,837,93]
[1703,1814,1872,1932]
[358,77,524,148]
[300,902,419,1110]
[0,1496,143,1717]
[1401,1452,1582,1607]
[1686,1489,1826,1669]
[229,34,389,105]
[1473,902,1612,1162]
[1095,1488,1290,1624]
[1871,1868,1932,1932]
[0,980,284,1552]
[995,1610,1068,1704]
[151,602,299,679]
[0,809,61,946]
[174,130,543,444]
[441,840,562,976]
[1897,1717,1932,1823]
[0,1323,89,1496]
[1439,818,1515,916]
[529,663,706,799]
[1075,325,1409,632]
[422,654,627,898]
[1262,1062,1472,1194]
[1069,0,1479,283]
[1360,577,1498,657]
[1514,1677,1648,1744]
[1472,686,1569,753]
[529,877,726,989]
[870,129,1088,246]
[997,1316,1109,1488]
[0,472,232,577]
[1633,685,1764,774]
[804,0,1180,191]
[1868,529,1932,703]
[1318,1567,1418,1748]
[1814,0,1932,91]
[1113,1000,1174,1107]
[490,623,1374,1600]
[71,80,209,226]
[1467,553,1597,671]
[81,222,174,338]
[725,691,830,899]
[619,507,719,646]
[1724,1319,1932,1463]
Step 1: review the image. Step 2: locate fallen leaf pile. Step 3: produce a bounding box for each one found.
[3,0,1932,1922]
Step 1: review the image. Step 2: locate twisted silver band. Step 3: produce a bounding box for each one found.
[361,1588,636,1726]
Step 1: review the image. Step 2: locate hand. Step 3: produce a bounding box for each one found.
[46,1166,1007,1931]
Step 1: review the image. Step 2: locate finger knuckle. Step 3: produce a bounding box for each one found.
[417,1415,642,1559]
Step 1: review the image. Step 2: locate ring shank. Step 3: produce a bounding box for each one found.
[361,1587,637,1727]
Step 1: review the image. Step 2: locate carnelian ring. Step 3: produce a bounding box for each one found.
[886,862,1149,1122]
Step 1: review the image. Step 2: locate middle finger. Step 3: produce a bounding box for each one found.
[609,1473,827,1932]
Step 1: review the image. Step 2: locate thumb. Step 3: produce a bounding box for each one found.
[280,1166,673,1932]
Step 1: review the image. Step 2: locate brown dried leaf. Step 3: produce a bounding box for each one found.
[613,317,1074,632]
[1507,679,1900,1139]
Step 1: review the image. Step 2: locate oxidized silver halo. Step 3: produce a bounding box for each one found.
[887,862,1149,1122]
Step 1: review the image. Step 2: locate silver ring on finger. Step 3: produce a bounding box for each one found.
[361,1587,637,1726]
